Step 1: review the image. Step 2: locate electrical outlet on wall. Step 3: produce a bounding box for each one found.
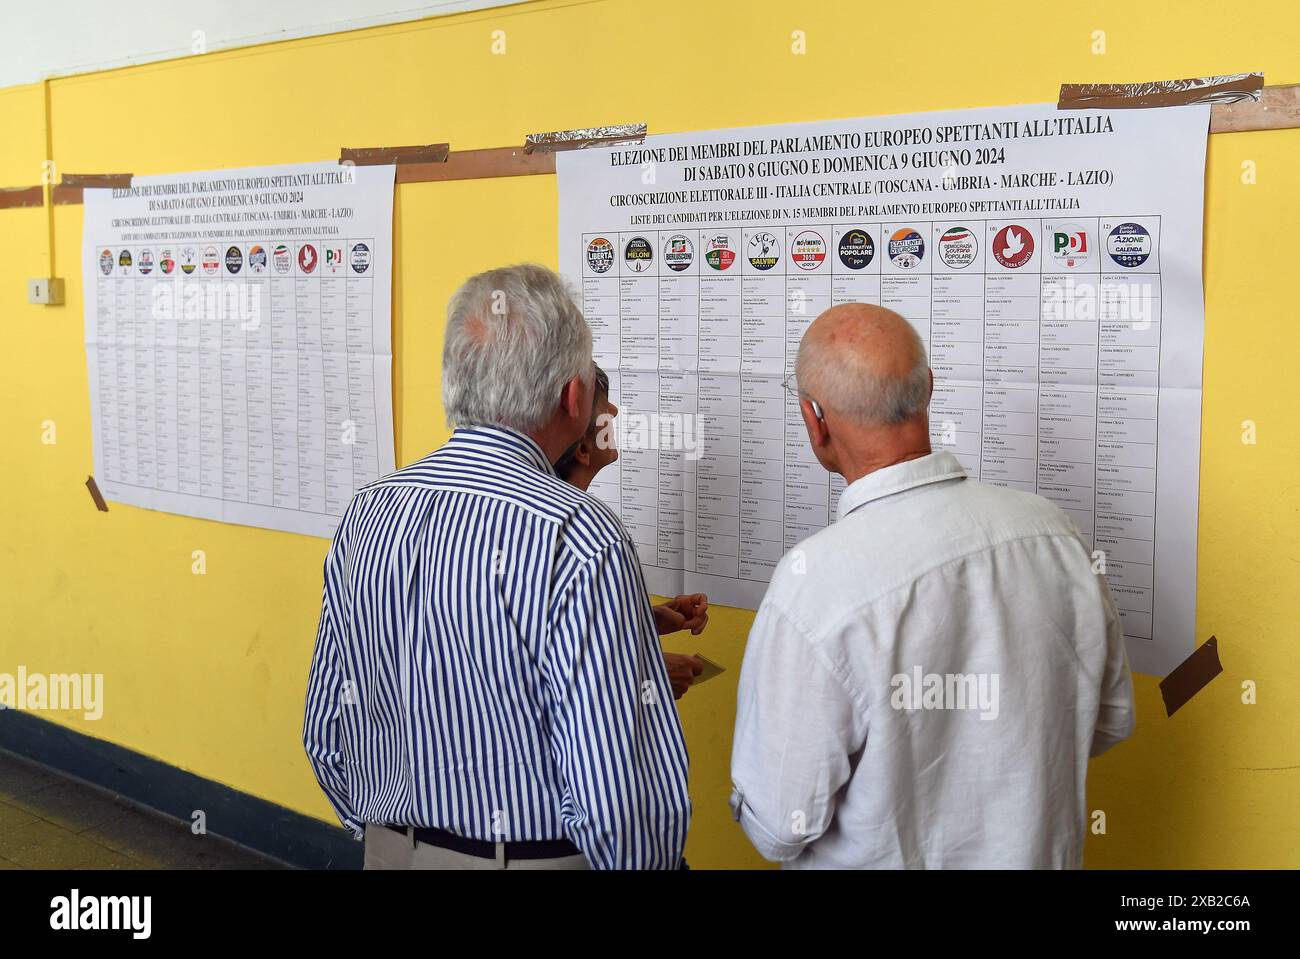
[27,278,65,305]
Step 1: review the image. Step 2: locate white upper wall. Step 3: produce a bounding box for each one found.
[0,0,527,89]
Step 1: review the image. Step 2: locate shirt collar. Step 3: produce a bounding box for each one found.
[835,450,967,523]
[447,424,558,476]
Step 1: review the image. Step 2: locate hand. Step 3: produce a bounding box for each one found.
[662,653,704,700]
[652,595,709,635]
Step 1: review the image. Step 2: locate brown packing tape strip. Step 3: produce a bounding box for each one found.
[85,475,109,512]
[1059,72,1263,110]
[396,147,555,183]
[1212,83,1300,134]
[1159,636,1222,717]
[340,143,450,166]
[0,186,44,209]
[524,123,647,154]
[60,173,133,188]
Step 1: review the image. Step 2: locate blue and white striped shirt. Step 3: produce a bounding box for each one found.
[303,425,691,869]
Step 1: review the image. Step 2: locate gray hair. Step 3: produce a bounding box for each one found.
[443,264,594,432]
[795,317,930,425]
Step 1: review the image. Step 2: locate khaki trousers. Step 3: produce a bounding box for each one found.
[363,825,591,871]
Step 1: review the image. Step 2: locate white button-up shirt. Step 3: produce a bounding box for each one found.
[730,450,1135,869]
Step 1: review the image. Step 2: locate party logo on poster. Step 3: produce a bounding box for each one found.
[273,244,292,274]
[118,249,133,275]
[837,228,874,270]
[747,231,780,271]
[350,242,371,274]
[298,244,318,274]
[323,246,345,274]
[99,249,113,275]
[663,234,693,272]
[1106,222,1152,268]
[224,245,243,275]
[624,236,653,273]
[938,227,978,269]
[159,249,176,275]
[137,248,154,275]
[790,230,827,271]
[992,225,1034,269]
[704,234,736,271]
[1049,225,1090,268]
[887,228,924,269]
[202,246,220,274]
[586,236,614,273]
[180,247,197,275]
[247,244,267,274]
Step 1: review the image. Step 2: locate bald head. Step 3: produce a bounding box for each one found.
[795,304,930,426]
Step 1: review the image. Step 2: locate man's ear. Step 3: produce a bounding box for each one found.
[799,398,829,448]
[560,374,586,421]
[575,436,594,465]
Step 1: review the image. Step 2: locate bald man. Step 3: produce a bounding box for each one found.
[729,304,1135,869]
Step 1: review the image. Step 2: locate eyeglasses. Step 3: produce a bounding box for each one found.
[782,371,824,420]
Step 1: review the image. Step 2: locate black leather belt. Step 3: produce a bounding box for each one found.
[383,824,581,861]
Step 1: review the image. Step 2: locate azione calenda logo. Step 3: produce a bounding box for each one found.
[992,225,1034,269]
[1106,222,1152,268]
[350,243,371,274]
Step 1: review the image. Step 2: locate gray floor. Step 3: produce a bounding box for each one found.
[0,751,285,869]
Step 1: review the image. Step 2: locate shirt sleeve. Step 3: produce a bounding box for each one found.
[302,516,364,839]
[1091,579,1136,757]
[542,540,692,869]
[730,599,866,862]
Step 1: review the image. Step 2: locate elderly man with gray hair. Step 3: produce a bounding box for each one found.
[729,303,1135,869]
[304,264,690,870]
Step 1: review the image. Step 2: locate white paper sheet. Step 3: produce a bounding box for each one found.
[558,103,1209,676]
[82,161,396,540]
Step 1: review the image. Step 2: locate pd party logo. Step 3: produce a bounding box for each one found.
[663,234,693,272]
[323,246,345,275]
[937,227,977,270]
[705,234,736,271]
[99,249,113,276]
[790,231,826,271]
[838,229,874,270]
[887,228,924,269]
[624,236,653,273]
[202,246,220,275]
[747,231,780,271]
[992,225,1034,269]
[586,237,614,274]
[298,244,318,274]
[1049,225,1090,269]
[350,243,371,274]
[1106,222,1151,268]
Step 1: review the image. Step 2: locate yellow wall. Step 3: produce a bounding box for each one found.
[1,0,1297,868]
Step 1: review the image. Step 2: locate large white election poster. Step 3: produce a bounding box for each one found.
[83,161,396,539]
[558,103,1209,676]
